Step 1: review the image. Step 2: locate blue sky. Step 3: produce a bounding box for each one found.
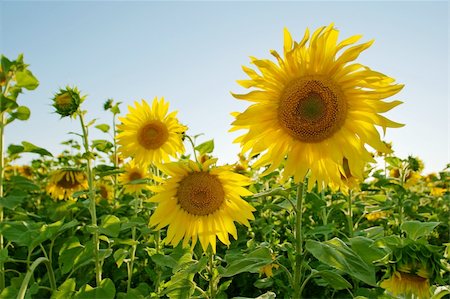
[1,1,448,173]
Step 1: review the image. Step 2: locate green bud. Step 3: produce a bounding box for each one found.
[52,86,84,117]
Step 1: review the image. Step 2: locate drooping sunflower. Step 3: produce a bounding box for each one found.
[380,241,447,299]
[380,269,430,299]
[46,169,88,200]
[116,97,186,166]
[231,24,404,190]
[148,158,255,253]
[118,160,150,194]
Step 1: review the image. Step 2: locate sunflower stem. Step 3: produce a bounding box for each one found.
[207,249,217,299]
[347,190,354,238]
[0,78,12,292]
[127,192,140,292]
[293,179,306,299]
[112,111,118,202]
[185,135,200,165]
[79,112,102,286]
[17,257,56,299]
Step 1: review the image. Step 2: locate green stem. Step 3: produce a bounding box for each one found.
[79,113,102,286]
[0,112,4,292]
[347,190,354,238]
[185,135,199,165]
[17,257,56,299]
[154,230,162,294]
[0,79,11,292]
[208,250,216,299]
[293,180,306,299]
[127,193,140,292]
[112,114,118,202]
[299,271,319,296]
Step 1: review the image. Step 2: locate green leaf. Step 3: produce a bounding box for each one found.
[8,106,31,122]
[99,215,121,237]
[195,139,214,155]
[8,141,53,157]
[0,95,18,112]
[92,139,113,153]
[0,194,27,210]
[221,247,273,277]
[75,278,116,299]
[233,291,277,299]
[111,104,121,115]
[401,221,440,240]
[151,254,178,269]
[254,278,273,289]
[95,124,110,133]
[317,270,352,290]
[51,278,76,299]
[15,70,39,90]
[19,141,53,157]
[0,221,41,248]
[0,248,8,264]
[1,55,12,74]
[113,248,129,268]
[349,237,388,265]
[305,238,376,286]
[385,157,402,168]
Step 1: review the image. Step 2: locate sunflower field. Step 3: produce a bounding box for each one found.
[0,25,449,299]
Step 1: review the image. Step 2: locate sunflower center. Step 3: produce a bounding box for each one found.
[129,171,142,181]
[99,185,108,198]
[137,121,169,150]
[278,77,347,142]
[177,172,225,216]
[55,93,72,109]
[56,173,81,189]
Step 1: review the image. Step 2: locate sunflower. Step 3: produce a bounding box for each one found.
[231,24,404,190]
[148,158,255,253]
[380,270,430,299]
[118,160,150,194]
[97,181,114,202]
[116,97,186,166]
[46,169,88,200]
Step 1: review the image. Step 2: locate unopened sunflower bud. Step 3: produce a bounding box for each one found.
[52,87,84,117]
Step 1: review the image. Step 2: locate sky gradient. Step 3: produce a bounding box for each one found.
[1,1,448,173]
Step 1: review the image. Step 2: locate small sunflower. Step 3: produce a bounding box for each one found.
[52,87,83,118]
[148,158,255,253]
[116,98,186,166]
[118,160,150,194]
[46,169,88,200]
[365,211,387,222]
[97,181,114,202]
[231,24,404,190]
[18,165,33,179]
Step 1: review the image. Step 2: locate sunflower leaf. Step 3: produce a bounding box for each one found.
[195,139,214,155]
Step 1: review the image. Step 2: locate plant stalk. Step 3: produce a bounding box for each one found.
[127,193,140,292]
[79,113,102,286]
[208,250,216,299]
[293,180,306,299]
[0,79,10,291]
[17,257,56,299]
[347,190,354,238]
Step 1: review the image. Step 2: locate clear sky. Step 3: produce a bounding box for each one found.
[1,1,448,174]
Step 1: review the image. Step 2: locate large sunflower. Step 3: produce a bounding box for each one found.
[148,158,255,253]
[117,97,186,166]
[118,160,150,194]
[231,24,404,190]
[46,169,88,200]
